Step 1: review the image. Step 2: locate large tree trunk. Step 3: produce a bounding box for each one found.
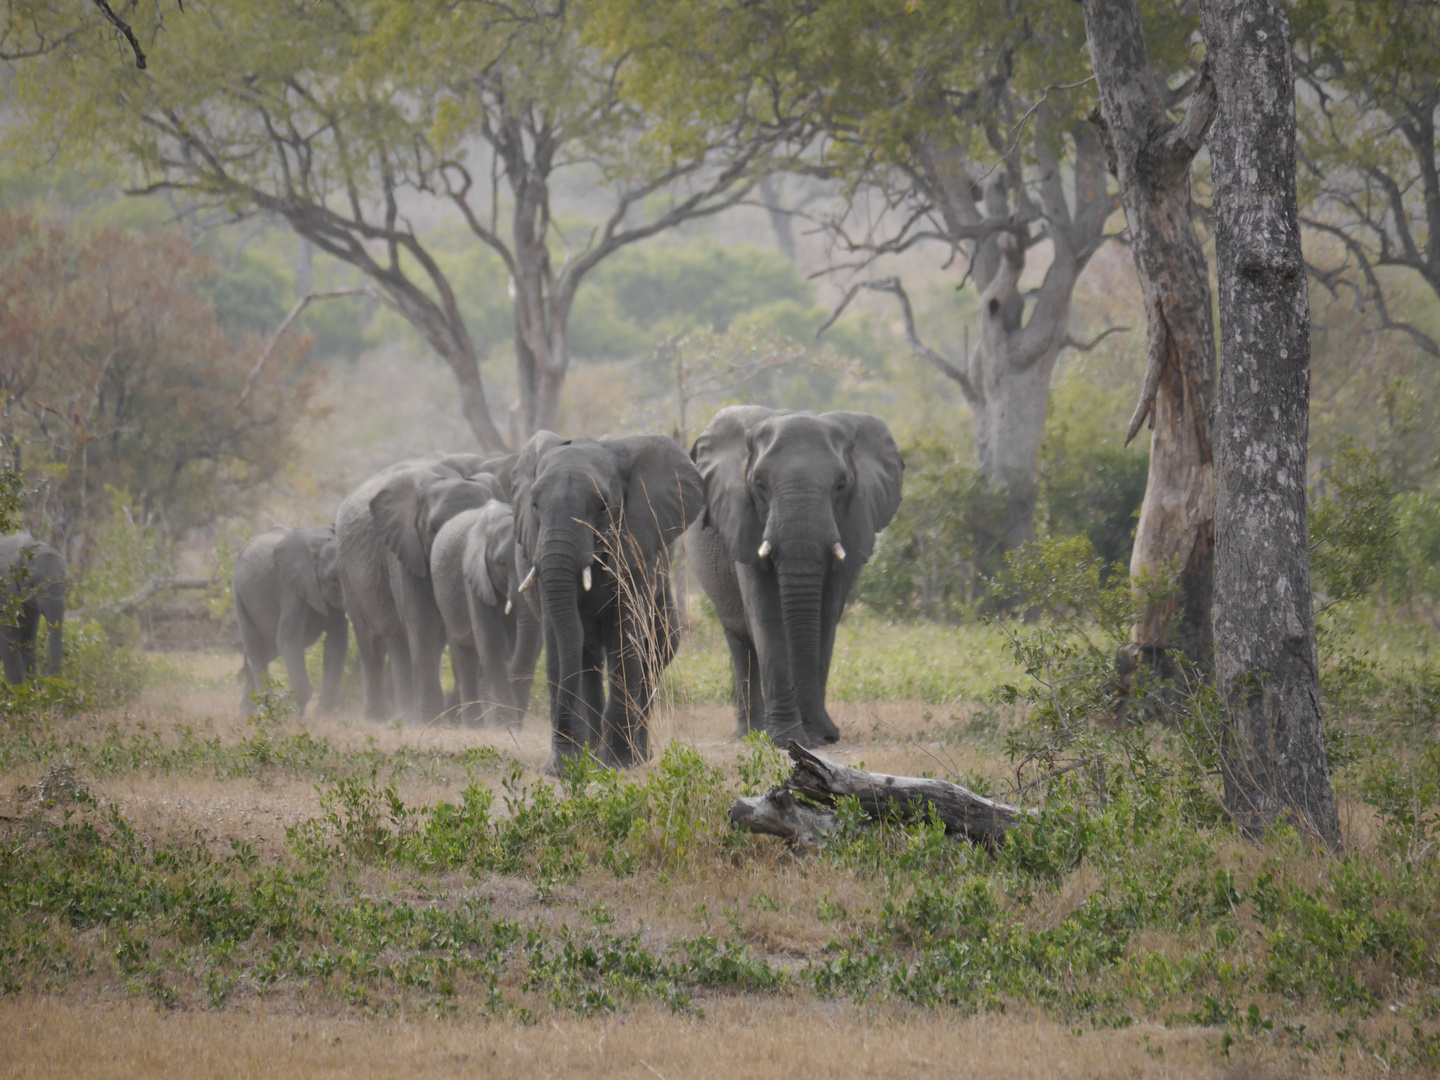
[1082,0,1219,670]
[1198,0,1340,847]
[913,123,1112,549]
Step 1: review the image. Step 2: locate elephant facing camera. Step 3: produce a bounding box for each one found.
[687,407,904,749]
[513,431,704,773]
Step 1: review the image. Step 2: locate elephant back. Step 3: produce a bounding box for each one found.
[0,531,69,604]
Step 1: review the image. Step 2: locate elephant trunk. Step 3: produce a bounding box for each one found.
[775,540,840,745]
[538,523,595,757]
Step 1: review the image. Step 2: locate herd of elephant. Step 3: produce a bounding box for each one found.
[0,407,901,775]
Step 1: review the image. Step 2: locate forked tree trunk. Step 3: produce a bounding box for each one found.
[913,121,1112,549]
[1198,0,1340,847]
[1082,0,1218,670]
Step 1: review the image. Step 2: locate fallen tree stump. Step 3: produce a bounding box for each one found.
[729,742,1037,849]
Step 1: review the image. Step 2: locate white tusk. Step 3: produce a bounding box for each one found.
[504,598,513,615]
[518,566,538,593]
[832,542,846,562]
[582,565,592,592]
[757,540,772,559]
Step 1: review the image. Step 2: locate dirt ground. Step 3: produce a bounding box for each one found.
[0,659,1392,1079]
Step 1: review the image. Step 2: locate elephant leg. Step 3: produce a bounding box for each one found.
[472,602,522,729]
[276,607,314,714]
[735,566,805,747]
[542,623,595,771]
[450,644,484,725]
[508,603,542,716]
[599,608,651,769]
[723,627,763,738]
[580,642,606,752]
[43,614,63,677]
[382,631,415,719]
[351,609,392,720]
[235,597,275,713]
[810,578,847,743]
[0,623,25,685]
[406,622,447,723]
[317,616,348,715]
[17,604,38,680]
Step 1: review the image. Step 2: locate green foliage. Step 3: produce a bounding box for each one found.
[1036,378,1150,571]
[290,744,743,891]
[1311,442,1401,604]
[570,240,812,362]
[853,435,1008,621]
[1391,490,1440,612]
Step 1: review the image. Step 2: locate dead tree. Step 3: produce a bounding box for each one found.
[729,742,1035,850]
[1081,0,1218,672]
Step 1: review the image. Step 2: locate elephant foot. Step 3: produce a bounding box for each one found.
[599,740,648,770]
[542,748,591,778]
[803,722,841,746]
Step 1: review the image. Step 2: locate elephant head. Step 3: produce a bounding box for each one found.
[691,407,903,742]
[463,499,519,611]
[370,467,505,579]
[275,525,343,616]
[513,432,703,759]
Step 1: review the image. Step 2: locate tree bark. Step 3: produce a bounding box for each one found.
[1082,0,1218,669]
[729,742,1036,849]
[1198,0,1340,847]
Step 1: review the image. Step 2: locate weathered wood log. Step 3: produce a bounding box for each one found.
[729,786,837,848]
[729,742,1037,850]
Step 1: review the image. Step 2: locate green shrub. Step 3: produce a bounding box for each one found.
[853,435,1009,621]
[1310,442,1401,605]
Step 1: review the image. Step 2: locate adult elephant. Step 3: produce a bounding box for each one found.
[430,499,541,727]
[339,452,515,722]
[0,532,67,684]
[233,525,348,714]
[336,453,512,721]
[513,432,703,772]
[687,407,903,748]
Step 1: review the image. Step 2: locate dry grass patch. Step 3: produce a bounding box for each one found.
[0,995,1316,1080]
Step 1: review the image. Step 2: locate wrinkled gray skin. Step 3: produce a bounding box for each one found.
[687,408,903,747]
[513,433,703,772]
[430,500,542,727]
[336,453,514,721]
[0,532,67,685]
[233,525,348,714]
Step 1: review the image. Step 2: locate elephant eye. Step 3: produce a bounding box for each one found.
[835,477,848,494]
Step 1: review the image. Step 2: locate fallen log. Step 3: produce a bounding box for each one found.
[729,742,1037,849]
[69,575,214,621]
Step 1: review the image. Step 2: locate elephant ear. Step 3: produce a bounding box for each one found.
[464,500,512,609]
[275,528,329,616]
[607,435,704,558]
[472,452,518,492]
[426,476,501,542]
[369,470,430,578]
[826,411,905,562]
[511,431,567,562]
[689,406,778,566]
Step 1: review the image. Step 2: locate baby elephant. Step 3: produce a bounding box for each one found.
[0,531,67,684]
[430,500,541,727]
[234,525,349,714]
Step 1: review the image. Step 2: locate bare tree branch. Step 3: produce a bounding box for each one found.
[238,289,388,408]
[819,276,978,407]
